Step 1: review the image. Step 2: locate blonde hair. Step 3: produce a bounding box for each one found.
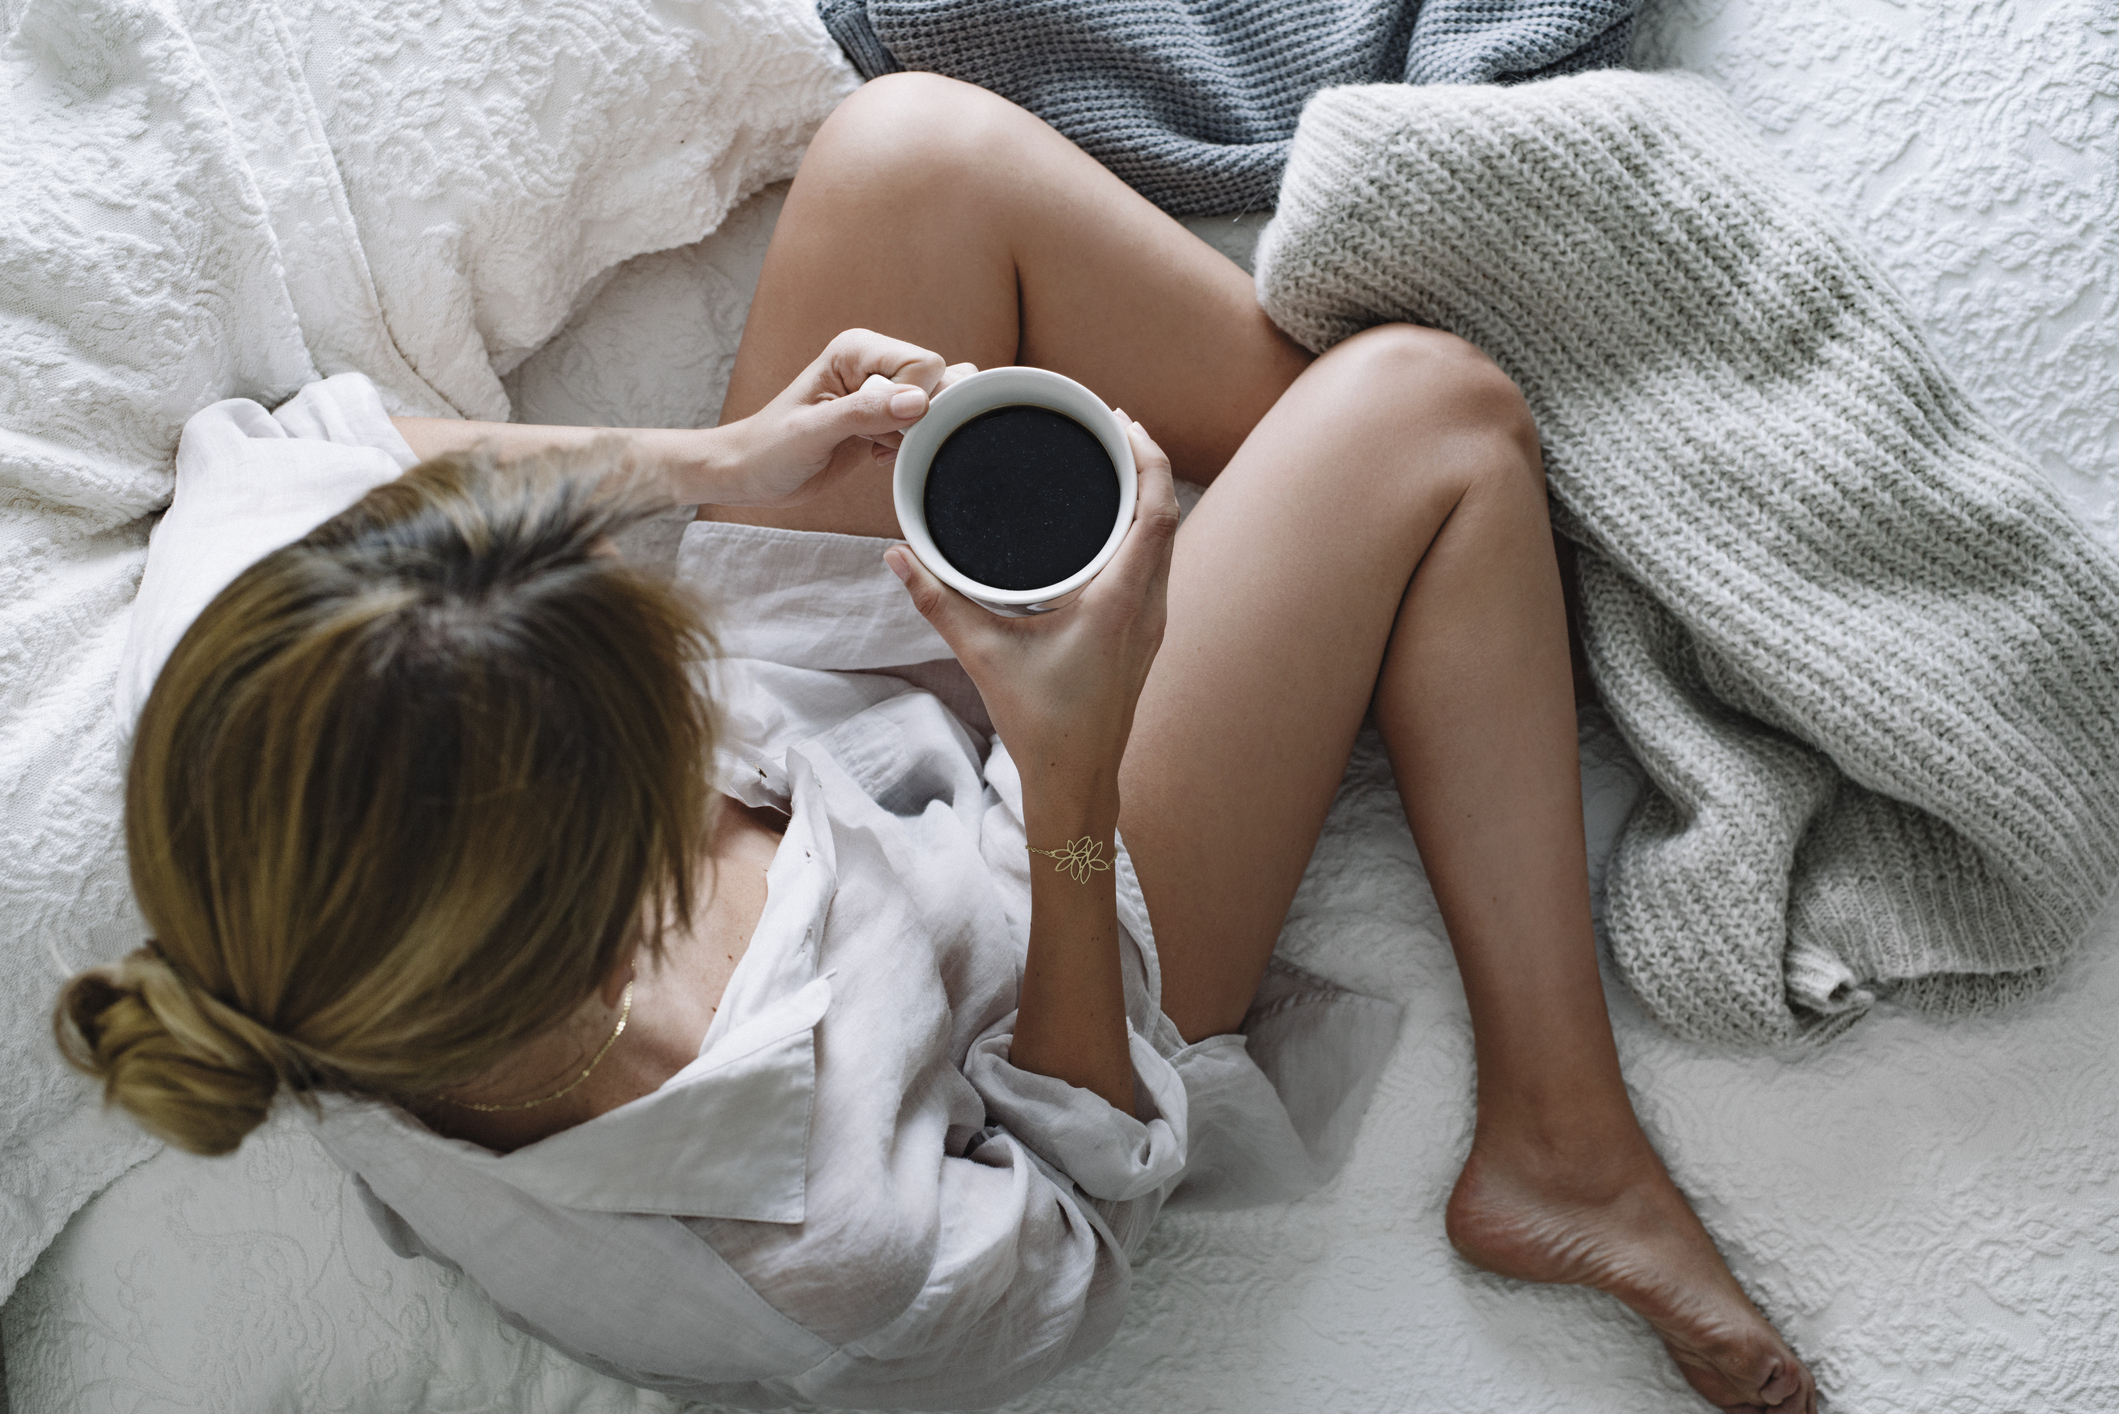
[55,446,715,1156]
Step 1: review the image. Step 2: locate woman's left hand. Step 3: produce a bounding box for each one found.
[713,328,977,506]
[889,419,1179,1113]
[886,418,1181,817]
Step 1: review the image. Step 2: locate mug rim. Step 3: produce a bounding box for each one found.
[892,366,1138,609]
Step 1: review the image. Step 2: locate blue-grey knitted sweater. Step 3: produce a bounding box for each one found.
[815,0,1638,214]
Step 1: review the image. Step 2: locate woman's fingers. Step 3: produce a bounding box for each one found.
[802,370,929,450]
[1124,416,1179,520]
[1087,417,1181,615]
[821,327,949,396]
[885,544,995,658]
[831,356,980,450]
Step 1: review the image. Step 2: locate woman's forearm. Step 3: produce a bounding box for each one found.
[878,420,1181,1116]
[1009,776,1134,1112]
[392,330,949,510]
[391,417,753,505]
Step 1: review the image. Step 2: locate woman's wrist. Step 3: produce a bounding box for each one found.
[1014,777,1131,1110]
[663,421,752,505]
[1017,764,1121,846]
[390,418,749,508]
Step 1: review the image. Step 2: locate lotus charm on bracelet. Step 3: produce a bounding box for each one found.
[1026,836,1113,885]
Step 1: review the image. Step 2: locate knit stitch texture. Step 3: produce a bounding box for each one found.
[813,0,1636,215]
[1255,71,2119,1045]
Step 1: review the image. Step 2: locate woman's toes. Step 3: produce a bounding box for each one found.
[1709,1351,1812,1412]
[1448,1140,1817,1414]
[1756,1358,1803,1405]
[1670,1342,1792,1411]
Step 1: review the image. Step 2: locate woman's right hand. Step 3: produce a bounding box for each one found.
[885,418,1181,817]
[400,329,976,511]
[714,328,976,508]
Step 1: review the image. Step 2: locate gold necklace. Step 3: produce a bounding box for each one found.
[446,981,633,1113]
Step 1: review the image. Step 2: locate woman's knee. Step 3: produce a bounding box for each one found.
[801,73,1025,199]
[1323,324,1542,483]
[1305,326,1542,519]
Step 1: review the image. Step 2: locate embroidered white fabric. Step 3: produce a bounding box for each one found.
[9,0,2119,1410]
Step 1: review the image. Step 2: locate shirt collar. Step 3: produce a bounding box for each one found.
[320,974,831,1223]
[317,763,840,1224]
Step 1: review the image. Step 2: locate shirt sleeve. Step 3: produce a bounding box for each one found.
[758,1022,1189,1405]
[766,1127,1158,1410]
[116,372,415,733]
[960,1013,1190,1202]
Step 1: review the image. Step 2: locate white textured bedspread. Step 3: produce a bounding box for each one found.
[7,0,2118,1410]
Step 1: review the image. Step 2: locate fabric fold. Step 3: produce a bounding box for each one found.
[962,1021,1190,1204]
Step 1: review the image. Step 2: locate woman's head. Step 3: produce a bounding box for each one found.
[57,445,715,1155]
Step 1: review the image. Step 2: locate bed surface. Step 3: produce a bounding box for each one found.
[9,0,2119,1409]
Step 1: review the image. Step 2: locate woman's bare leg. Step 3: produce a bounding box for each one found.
[1118,329,1811,1411]
[716,75,1812,1412]
[701,73,1309,536]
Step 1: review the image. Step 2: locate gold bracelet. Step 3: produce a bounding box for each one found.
[1026,836,1112,885]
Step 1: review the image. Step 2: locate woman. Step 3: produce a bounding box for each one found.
[60,74,1815,1411]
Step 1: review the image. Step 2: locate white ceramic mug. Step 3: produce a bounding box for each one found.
[893,366,1137,615]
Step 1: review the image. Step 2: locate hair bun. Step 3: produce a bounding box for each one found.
[55,949,286,1156]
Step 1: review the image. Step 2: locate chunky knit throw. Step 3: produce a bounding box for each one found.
[814,0,1637,214]
[1255,71,2119,1045]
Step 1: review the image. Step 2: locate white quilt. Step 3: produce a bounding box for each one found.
[8,0,2119,1410]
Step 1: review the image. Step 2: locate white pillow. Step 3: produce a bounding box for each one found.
[256,0,859,420]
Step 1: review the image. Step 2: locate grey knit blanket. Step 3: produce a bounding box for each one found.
[1255,71,2119,1045]
[814,0,1636,214]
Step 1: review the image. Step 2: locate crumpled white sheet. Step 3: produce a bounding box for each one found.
[0,0,854,1313]
[9,0,2119,1411]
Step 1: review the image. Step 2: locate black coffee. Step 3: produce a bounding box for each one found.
[923,404,1120,591]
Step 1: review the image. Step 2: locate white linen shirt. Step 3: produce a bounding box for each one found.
[127,376,1405,1409]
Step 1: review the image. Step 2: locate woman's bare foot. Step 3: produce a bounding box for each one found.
[1446,1132,1817,1413]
